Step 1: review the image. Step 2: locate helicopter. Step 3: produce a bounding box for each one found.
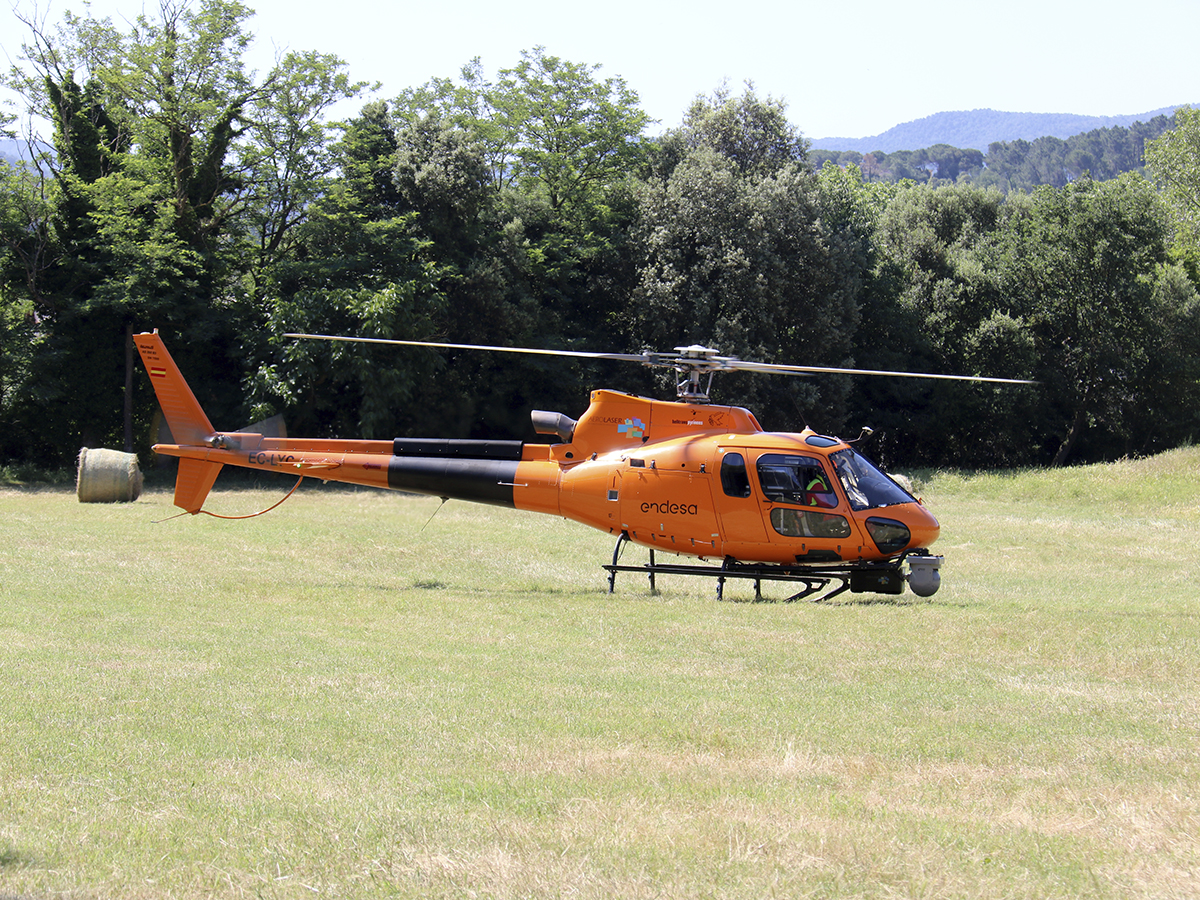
[132,330,1032,602]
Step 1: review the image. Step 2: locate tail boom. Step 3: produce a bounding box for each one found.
[136,330,564,515]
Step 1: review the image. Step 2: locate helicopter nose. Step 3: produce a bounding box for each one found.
[907,504,940,549]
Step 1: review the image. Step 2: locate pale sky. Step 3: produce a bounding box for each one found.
[4,0,1198,140]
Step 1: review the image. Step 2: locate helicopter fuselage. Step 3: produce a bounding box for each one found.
[152,385,939,568]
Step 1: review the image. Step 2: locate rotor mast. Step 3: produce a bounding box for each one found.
[665,345,722,403]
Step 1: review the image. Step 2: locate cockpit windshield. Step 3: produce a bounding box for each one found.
[830,449,914,511]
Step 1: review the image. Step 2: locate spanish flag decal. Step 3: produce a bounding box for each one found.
[149,366,167,379]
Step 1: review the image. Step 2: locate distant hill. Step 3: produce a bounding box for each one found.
[812,106,1193,153]
[1,138,56,166]
[0,138,24,164]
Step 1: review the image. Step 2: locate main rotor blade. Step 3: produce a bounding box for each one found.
[284,333,648,364]
[728,360,1037,385]
[285,333,1036,385]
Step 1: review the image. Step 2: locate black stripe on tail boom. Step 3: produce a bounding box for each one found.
[387,456,520,507]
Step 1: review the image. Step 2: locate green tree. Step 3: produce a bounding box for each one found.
[388,50,653,432]
[489,47,651,215]
[868,181,1038,466]
[867,175,1195,466]
[1125,262,1200,451]
[239,50,370,291]
[912,144,984,182]
[1145,106,1200,278]
[396,48,652,219]
[629,92,862,433]
[392,113,493,269]
[3,0,362,463]
[392,59,513,191]
[991,175,1172,463]
[249,101,449,439]
[0,157,47,462]
[673,84,808,176]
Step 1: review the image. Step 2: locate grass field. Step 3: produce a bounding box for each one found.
[2,450,1199,899]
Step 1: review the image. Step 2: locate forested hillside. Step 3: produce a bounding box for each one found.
[2,1,1199,472]
[810,115,1180,191]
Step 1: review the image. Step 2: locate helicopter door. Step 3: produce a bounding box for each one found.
[713,449,769,558]
[753,452,861,562]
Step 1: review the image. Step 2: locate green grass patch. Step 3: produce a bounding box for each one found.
[3,451,1200,898]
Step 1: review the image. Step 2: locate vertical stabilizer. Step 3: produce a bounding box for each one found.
[133,331,215,445]
[134,331,223,513]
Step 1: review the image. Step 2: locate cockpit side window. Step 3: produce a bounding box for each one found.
[755,454,839,508]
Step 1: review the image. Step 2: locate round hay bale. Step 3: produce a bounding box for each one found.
[77,447,144,503]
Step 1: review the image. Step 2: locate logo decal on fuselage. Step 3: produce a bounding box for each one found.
[617,417,646,440]
[640,500,700,516]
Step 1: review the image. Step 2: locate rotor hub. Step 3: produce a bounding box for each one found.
[666,345,724,403]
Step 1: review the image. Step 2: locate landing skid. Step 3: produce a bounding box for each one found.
[603,533,909,603]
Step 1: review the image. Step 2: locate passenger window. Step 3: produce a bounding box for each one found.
[720,452,751,498]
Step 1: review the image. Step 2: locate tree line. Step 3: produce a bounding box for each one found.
[2,0,1199,472]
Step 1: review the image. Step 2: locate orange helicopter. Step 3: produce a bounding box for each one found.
[133,330,1031,601]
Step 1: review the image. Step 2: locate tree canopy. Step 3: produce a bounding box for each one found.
[2,5,1198,472]
[1146,106,1200,277]
[1,0,364,458]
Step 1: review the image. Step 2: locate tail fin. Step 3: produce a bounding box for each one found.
[134,331,216,445]
[134,330,223,514]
